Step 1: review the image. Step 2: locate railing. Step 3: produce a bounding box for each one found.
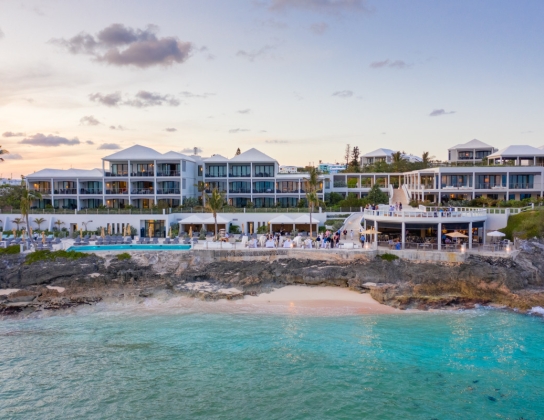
[441,184,473,189]
[229,189,251,194]
[476,183,507,189]
[80,189,103,194]
[53,188,77,195]
[104,172,129,177]
[333,181,347,188]
[131,189,154,194]
[31,189,51,194]
[105,189,128,194]
[365,208,487,218]
[156,171,180,177]
[157,189,181,194]
[76,209,165,215]
[509,183,535,189]
[253,189,275,193]
[253,173,274,178]
[388,184,394,205]
[205,174,227,178]
[131,172,154,177]
[402,184,412,201]
[228,174,251,178]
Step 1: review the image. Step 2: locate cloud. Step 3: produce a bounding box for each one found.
[228,128,250,133]
[429,109,456,117]
[181,147,203,154]
[267,0,372,14]
[49,23,193,68]
[180,91,215,98]
[237,109,251,114]
[90,90,179,107]
[332,90,353,98]
[19,133,80,147]
[370,59,409,69]
[265,139,290,144]
[86,140,95,145]
[89,91,122,107]
[80,115,100,126]
[2,131,25,137]
[236,45,274,61]
[3,153,23,160]
[0,28,4,39]
[109,125,126,130]
[310,22,328,34]
[97,143,121,150]
[165,128,177,132]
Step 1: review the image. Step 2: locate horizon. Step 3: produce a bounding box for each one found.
[1,0,543,177]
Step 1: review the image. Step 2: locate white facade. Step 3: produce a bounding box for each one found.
[360,148,422,166]
[318,163,346,174]
[448,139,497,163]
[279,165,298,174]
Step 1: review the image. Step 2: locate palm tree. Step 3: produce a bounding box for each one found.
[304,167,320,238]
[194,181,207,205]
[54,220,65,231]
[0,145,9,162]
[34,217,46,230]
[205,188,225,239]
[20,181,42,246]
[391,151,406,172]
[12,217,25,230]
[421,151,435,168]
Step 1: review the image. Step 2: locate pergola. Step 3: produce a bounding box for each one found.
[268,215,297,233]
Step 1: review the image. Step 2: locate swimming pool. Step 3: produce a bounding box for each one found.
[67,244,192,252]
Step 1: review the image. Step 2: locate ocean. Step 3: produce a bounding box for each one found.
[1,304,543,419]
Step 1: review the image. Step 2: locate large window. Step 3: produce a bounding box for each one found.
[441,175,472,188]
[229,165,251,177]
[182,160,187,172]
[206,165,227,177]
[475,150,491,159]
[277,181,298,193]
[110,164,128,176]
[253,181,274,193]
[254,165,274,177]
[230,197,250,207]
[158,181,180,194]
[206,182,227,193]
[476,174,506,189]
[458,151,474,160]
[157,163,179,176]
[254,197,275,208]
[229,181,251,193]
[133,163,154,176]
[277,197,298,208]
[509,174,534,189]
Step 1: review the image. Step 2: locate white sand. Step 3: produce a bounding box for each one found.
[0,289,20,296]
[236,286,400,314]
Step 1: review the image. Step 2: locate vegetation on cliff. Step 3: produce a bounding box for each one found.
[0,245,20,255]
[500,209,544,240]
[25,250,91,265]
[117,252,131,261]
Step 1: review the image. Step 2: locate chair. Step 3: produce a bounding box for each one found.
[164,238,171,244]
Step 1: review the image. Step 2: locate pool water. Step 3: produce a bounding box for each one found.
[67,244,191,252]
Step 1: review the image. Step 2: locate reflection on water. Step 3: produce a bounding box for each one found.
[1,308,543,420]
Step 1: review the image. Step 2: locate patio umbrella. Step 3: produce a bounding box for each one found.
[189,226,193,238]
[446,232,468,238]
[366,227,382,234]
[12,228,16,238]
[42,231,46,244]
[486,231,506,237]
[148,224,153,238]
[241,224,244,235]
[21,230,25,240]
[126,223,131,237]
[168,226,172,238]
[250,224,253,235]
[29,227,33,237]
[80,228,83,239]
[108,224,112,235]
[101,227,105,238]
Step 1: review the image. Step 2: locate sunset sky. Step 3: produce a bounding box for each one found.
[1,0,543,178]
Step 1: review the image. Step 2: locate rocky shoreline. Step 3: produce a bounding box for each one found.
[2,240,544,317]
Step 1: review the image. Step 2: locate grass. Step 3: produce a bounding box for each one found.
[25,249,91,265]
[500,209,544,240]
[117,252,131,261]
[378,253,399,262]
[0,245,21,255]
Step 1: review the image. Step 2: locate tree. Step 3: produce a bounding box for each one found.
[54,220,65,231]
[421,151,435,168]
[205,188,225,239]
[391,151,407,172]
[235,148,241,156]
[0,184,24,209]
[366,184,389,204]
[344,144,351,167]
[326,192,344,206]
[34,217,46,230]
[12,217,25,230]
[194,181,207,205]
[20,180,42,246]
[0,145,9,162]
[304,167,320,238]
[349,146,361,172]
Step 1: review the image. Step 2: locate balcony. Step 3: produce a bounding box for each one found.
[131,188,154,195]
[80,189,103,195]
[253,173,274,178]
[205,174,227,178]
[54,188,77,195]
[205,189,227,194]
[253,189,274,194]
[476,183,507,190]
[510,183,534,189]
[333,181,347,188]
[277,189,300,194]
[31,188,51,194]
[441,184,472,190]
[229,188,251,194]
[156,171,180,177]
[105,188,128,194]
[105,172,128,177]
[131,172,154,177]
[157,188,181,194]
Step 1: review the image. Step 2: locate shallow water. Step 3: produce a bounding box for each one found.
[1,307,543,419]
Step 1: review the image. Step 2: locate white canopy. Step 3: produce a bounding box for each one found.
[487,231,506,237]
[202,215,231,224]
[179,215,206,224]
[269,215,296,224]
[294,215,318,224]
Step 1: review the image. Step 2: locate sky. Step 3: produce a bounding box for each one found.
[0,0,543,178]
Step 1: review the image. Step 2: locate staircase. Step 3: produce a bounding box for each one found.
[391,188,409,207]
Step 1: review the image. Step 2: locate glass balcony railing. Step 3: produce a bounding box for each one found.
[157,189,181,194]
[32,188,51,194]
[510,183,534,189]
[131,188,154,194]
[105,172,129,177]
[333,181,347,188]
[156,171,180,177]
[253,189,274,193]
[105,188,128,194]
[53,188,77,195]
[80,189,103,194]
[130,172,154,177]
[475,183,506,189]
[229,189,251,194]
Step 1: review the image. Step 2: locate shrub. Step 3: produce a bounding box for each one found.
[0,245,21,255]
[379,253,399,262]
[117,252,131,261]
[25,250,90,265]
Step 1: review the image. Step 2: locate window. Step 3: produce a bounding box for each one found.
[278,181,297,193]
[198,165,203,176]
[134,163,154,176]
[254,197,275,208]
[475,150,491,159]
[476,175,505,189]
[458,151,474,160]
[229,164,251,177]
[182,179,187,190]
[253,181,274,193]
[111,164,128,176]
[206,165,227,177]
[182,160,187,172]
[254,165,274,177]
[229,181,251,193]
[509,174,534,189]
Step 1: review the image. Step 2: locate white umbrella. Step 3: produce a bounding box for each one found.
[487,231,506,237]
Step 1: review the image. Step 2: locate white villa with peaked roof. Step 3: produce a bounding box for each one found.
[361,148,422,167]
[448,139,497,163]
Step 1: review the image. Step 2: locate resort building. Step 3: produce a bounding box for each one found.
[318,163,347,174]
[487,145,544,166]
[278,165,298,174]
[447,139,497,163]
[360,148,422,167]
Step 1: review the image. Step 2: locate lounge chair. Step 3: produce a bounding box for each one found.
[163,238,171,244]
[152,238,159,244]
[124,238,132,244]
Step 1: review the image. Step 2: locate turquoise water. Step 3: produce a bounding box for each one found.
[1,308,543,419]
[67,244,191,252]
